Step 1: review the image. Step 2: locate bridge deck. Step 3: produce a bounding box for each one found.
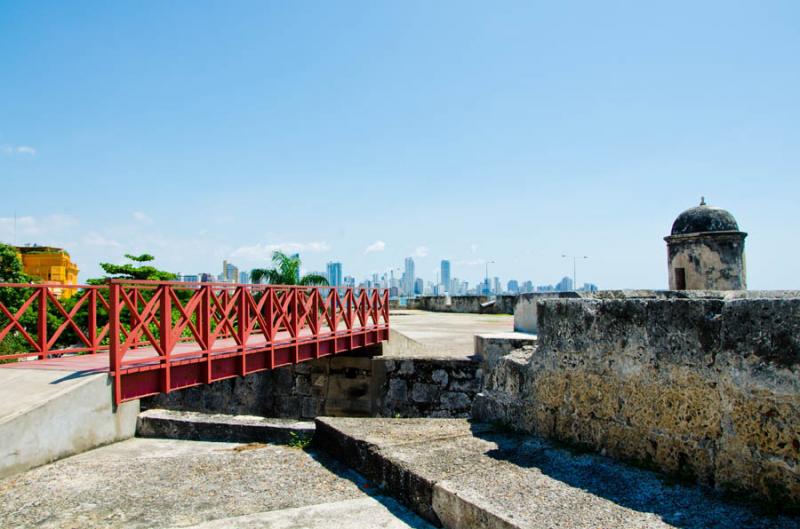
[0,282,390,403]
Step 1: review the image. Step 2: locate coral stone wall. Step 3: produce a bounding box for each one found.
[142,350,378,419]
[475,294,800,508]
[372,357,483,418]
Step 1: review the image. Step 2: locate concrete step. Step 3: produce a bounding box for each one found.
[314,417,796,529]
[137,409,315,444]
[166,496,435,529]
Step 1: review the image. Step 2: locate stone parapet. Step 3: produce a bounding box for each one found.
[476,293,800,510]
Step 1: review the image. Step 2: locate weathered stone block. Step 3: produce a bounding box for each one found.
[388,379,408,402]
[411,383,439,403]
[431,369,449,387]
[440,392,471,410]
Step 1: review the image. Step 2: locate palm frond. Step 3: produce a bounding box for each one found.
[299,274,329,286]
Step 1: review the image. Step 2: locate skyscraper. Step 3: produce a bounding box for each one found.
[555,276,574,292]
[326,261,343,286]
[403,257,415,296]
[222,260,239,283]
[440,260,451,293]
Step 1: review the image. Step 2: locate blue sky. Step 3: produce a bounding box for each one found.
[1,1,798,289]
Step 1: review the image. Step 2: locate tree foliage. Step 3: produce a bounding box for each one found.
[251,251,328,286]
[0,243,32,313]
[88,253,177,284]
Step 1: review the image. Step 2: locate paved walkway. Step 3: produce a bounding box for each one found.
[387,309,513,358]
[0,437,433,529]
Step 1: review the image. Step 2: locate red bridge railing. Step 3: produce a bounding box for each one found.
[0,281,390,404]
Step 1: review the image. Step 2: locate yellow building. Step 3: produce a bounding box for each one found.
[15,246,80,299]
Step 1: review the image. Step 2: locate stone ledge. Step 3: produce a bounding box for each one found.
[137,409,314,444]
[314,417,797,529]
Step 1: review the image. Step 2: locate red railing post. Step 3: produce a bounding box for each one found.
[109,281,121,404]
[291,288,299,363]
[265,287,274,369]
[160,285,172,393]
[198,285,210,383]
[237,286,248,376]
[37,287,47,360]
[312,287,320,358]
[88,288,98,354]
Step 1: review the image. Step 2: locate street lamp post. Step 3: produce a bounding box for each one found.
[561,254,588,291]
[485,260,495,296]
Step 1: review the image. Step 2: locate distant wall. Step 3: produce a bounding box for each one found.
[406,295,518,315]
[475,292,800,509]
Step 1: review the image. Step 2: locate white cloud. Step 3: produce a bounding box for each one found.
[231,241,331,262]
[0,214,78,240]
[1,145,36,156]
[364,240,386,254]
[132,211,154,225]
[455,258,487,267]
[83,232,121,248]
[413,245,429,258]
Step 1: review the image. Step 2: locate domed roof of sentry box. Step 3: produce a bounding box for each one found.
[670,197,740,236]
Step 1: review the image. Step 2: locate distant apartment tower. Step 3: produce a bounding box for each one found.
[414,277,424,296]
[222,260,239,283]
[507,279,519,294]
[440,260,451,293]
[239,271,250,284]
[403,257,415,296]
[326,261,343,286]
[555,276,574,292]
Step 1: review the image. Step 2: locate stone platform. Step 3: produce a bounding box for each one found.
[314,417,800,529]
[0,436,434,529]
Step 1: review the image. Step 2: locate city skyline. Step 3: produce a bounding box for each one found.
[177,255,596,298]
[2,2,798,290]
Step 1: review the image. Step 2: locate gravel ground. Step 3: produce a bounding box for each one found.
[0,438,368,529]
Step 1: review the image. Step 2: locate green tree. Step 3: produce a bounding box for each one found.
[0,243,34,360]
[0,243,32,311]
[88,253,178,284]
[251,251,328,286]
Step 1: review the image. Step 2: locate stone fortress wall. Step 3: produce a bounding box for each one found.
[474,291,800,508]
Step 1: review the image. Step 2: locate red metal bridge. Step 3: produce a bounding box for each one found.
[0,280,389,404]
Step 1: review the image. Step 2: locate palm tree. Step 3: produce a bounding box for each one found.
[250,251,329,286]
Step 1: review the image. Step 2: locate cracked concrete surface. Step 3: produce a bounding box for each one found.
[0,437,433,529]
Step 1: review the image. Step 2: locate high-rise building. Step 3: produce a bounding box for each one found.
[222,260,239,283]
[239,271,250,284]
[493,277,501,295]
[414,277,424,295]
[555,276,574,292]
[326,261,343,286]
[507,280,519,294]
[440,260,451,293]
[403,257,415,296]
